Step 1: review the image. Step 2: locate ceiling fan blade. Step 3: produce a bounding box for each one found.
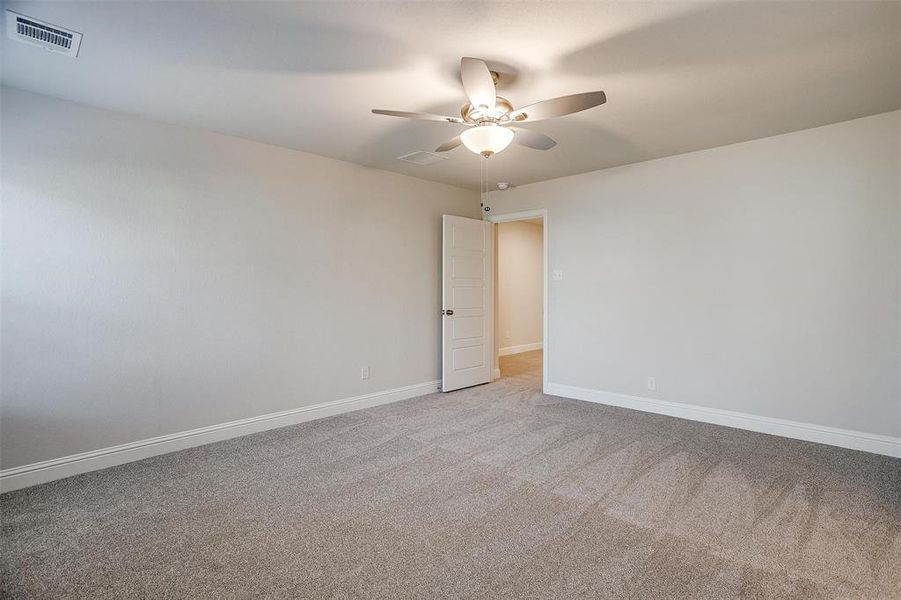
[372,109,464,124]
[508,91,606,122]
[460,57,496,110]
[434,136,462,152]
[508,127,557,150]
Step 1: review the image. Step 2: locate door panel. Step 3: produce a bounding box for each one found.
[442,215,492,392]
[451,256,484,279]
[452,345,485,370]
[452,287,483,309]
[453,316,484,340]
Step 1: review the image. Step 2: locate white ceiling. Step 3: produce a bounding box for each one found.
[2,1,899,191]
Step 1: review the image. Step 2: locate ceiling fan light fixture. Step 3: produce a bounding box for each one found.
[461,124,514,157]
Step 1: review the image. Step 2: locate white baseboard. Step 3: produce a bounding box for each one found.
[0,380,440,493]
[498,342,543,356]
[545,383,901,459]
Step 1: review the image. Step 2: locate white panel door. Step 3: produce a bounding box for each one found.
[442,215,492,392]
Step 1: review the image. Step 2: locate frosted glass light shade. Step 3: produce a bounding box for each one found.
[461,124,514,157]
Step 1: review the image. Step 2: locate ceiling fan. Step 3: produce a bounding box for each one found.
[372,57,606,158]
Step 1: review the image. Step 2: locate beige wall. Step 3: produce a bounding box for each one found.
[486,111,900,438]
[497,220,543,353]
[0,87,479,468]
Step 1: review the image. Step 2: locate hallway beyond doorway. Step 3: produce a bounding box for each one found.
[498,350,542,384]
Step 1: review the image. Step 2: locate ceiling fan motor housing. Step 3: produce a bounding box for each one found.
[461,96,514,124]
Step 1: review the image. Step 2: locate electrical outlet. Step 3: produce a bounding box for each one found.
[646,376,656,392]
[361,366,370,380]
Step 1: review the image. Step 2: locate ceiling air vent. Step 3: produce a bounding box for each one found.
[6,10,82,57]
[397,151,448,166]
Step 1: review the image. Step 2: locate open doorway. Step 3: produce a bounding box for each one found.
[488,210,547,392]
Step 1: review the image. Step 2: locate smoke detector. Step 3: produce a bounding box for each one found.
[6,10,82,57]
[497,182,511,191]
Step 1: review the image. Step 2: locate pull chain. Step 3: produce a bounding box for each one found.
[480,155,489,218]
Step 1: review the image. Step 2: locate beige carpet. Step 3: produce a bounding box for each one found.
[2,351,899,599]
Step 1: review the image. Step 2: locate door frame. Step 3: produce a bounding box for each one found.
[485,208,548,394]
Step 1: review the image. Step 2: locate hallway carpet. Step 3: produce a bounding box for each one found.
[2,351,899,598]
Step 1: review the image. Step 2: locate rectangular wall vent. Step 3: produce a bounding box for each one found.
[6,10,82,57]
[397,151,448,166]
